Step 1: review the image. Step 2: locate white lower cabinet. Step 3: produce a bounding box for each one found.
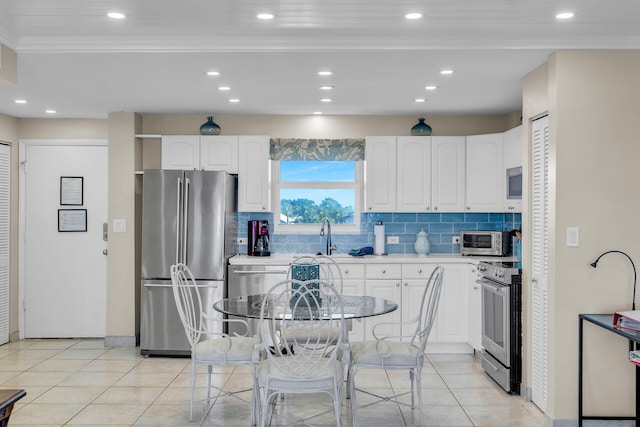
[427,263,471,353]
[401,264,437,343]
[339,264,366,342]
[364,264,402,339]
[467,263,483,351]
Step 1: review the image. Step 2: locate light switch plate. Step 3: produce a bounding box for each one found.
[566,226,579,247]
[387,236,400,244]
[113,219,126,233]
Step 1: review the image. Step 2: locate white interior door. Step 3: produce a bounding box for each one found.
[22,143,108,338]
[530,115,549,411]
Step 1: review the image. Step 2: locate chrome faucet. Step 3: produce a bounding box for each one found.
[320,217,337,255]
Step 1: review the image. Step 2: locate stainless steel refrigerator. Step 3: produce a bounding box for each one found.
[140,169,236,356]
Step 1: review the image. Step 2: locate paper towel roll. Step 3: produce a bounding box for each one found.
[374,222,385,254]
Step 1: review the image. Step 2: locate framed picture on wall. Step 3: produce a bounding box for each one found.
[60,176,83,205]
[58,209,87,232]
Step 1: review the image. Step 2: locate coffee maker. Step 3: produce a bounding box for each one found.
[248,220,271,256]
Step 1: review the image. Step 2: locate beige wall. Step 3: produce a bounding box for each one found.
[141,113,515,138]
[523,51,640,424]
[107,113,141,341]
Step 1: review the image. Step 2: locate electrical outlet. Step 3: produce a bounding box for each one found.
[452,236,460,244]
[387,236,400,244]
[236,237,247,245]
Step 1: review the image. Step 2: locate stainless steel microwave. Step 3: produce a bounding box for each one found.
[460,231,511,256]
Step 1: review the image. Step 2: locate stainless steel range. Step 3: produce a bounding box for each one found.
[476,261,522,393]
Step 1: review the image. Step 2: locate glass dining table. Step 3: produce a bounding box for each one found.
[213,293,398,321]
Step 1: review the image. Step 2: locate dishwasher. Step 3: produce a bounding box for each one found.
[227,264,289,337]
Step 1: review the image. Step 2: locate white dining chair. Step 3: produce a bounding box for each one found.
[170,263,258,423]
[284,255,347,349]
[253,278,348,427]
[347,266,445,427]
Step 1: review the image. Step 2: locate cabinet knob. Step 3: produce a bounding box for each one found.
[466,206,471,210]
[433,206,437,211]
[403,282,408,286]
[426,206,431,211]
[418,269,422,274]
[344,269,349,274]
[396,282,400,287]
[382,269,386,274]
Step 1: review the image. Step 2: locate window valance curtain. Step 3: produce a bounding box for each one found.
[270,138,365,161]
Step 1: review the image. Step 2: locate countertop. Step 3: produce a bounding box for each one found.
[229,253,518,265]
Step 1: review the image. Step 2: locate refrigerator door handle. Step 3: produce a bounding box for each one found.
[176,177,183,265]
[183,177,191,264]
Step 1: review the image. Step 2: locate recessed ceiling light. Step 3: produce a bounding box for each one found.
[317,71,333,76]
[206,71,220,76]
[313,112,323,115]
[107,11,126,19]
[14,99,26,104]
[405,12,423,20]
[440,69,454,75]
[556,12,575,20]
[257,13,274,20]
[45,110,56,114]
[229,98,240,103]
[414,98,426,103]
[320,98,332,103]
[218,86,231,91]
[318,86,334,90]
[425,85,437,90]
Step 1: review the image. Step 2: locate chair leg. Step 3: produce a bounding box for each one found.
[189,359,197,422]
[349,367,358,427]
[416,364,424,427]
[409,368,415,409]
[207,364,213,403]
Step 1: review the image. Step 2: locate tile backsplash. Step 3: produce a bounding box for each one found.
[236,212,521,256]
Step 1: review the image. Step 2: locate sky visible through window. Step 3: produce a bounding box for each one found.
[280,161,355,207]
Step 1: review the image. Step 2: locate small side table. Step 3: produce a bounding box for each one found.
[0,389,26,427]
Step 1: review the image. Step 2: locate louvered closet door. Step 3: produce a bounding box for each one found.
[0,143,10,345]
[531,115,549,412]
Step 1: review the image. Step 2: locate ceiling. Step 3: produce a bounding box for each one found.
[0,0,639,119]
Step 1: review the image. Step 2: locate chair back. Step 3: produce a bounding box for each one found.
[259,279,345,378]
[411,266,445,352]
[288,255,344,293]
[170,263,208,347]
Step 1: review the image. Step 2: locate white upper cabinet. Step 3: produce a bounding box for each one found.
[465,133,504,212]
[431,136,466,212]
[200,135,239,173]
[397,136,431,212]
[503,125,522,169]
[162,135,238,172]
[365,136,397,212]
[238,135,271,212]
[161,135,200,170]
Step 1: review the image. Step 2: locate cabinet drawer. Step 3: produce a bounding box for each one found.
[339,264,365,279]
[402,264,436,279]
[366,264,402,279]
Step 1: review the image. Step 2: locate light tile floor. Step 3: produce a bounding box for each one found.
[0,339,544,426]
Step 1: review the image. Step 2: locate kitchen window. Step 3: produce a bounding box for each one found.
[272,160,363,233]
